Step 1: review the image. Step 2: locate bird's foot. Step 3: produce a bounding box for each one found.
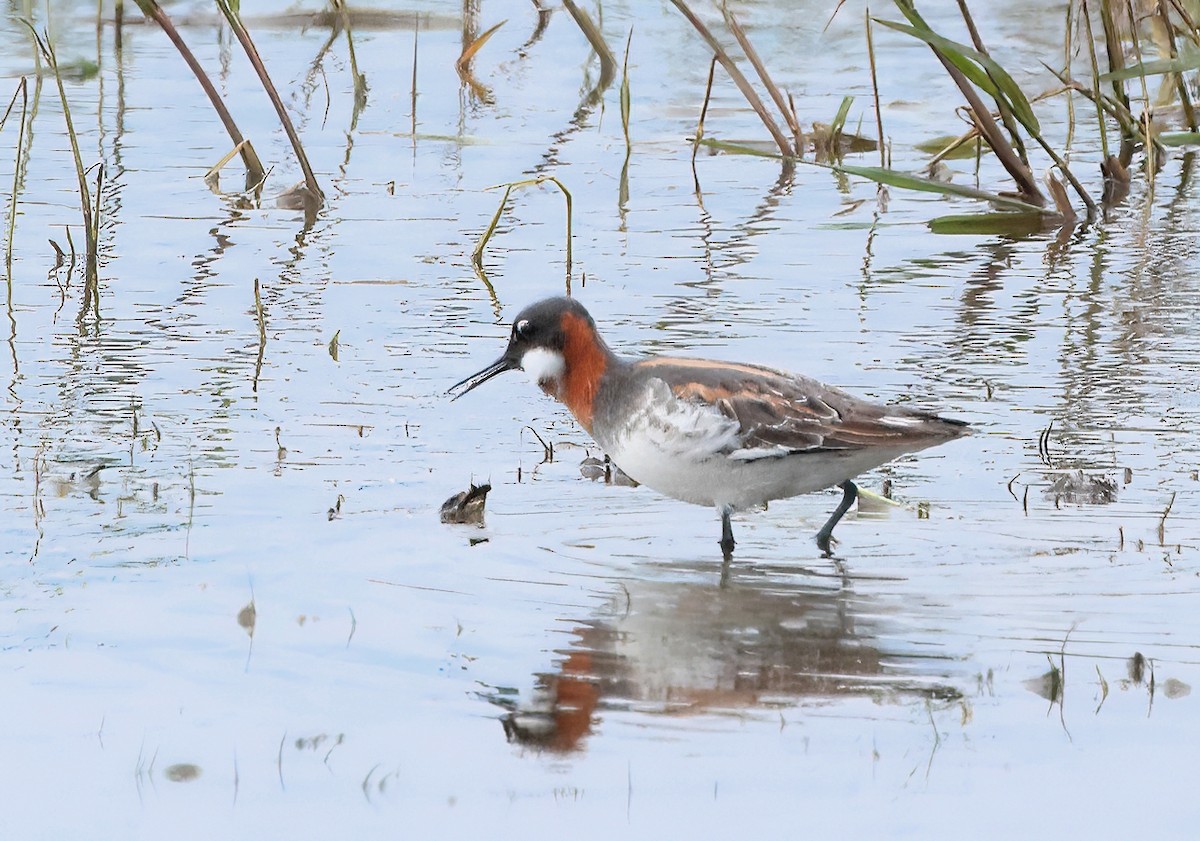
[815,532,838,558]
[718,535,735,562]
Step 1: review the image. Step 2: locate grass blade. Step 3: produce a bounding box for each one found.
[835,162,1048,212]
[928,212,1056,236]
[2,78,29,280]
[876,14,1040,134]
[1099,54,1200,81]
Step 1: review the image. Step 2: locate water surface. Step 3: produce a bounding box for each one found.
[1,1,1198,837]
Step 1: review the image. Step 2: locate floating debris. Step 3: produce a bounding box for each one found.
[1163,678,1191,700]
[1045,470,1118,505]
[579,455,605,481]
[164,763,201,782]
[440,482,491,524]
[237,601,256,637]
[578,453,637,486]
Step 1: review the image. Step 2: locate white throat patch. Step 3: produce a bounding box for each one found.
[521,347,566,386]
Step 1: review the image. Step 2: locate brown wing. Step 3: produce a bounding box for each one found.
[634,358,967,456]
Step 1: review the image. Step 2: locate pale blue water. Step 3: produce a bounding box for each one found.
[1,1,1198,838]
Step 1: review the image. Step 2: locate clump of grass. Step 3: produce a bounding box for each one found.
[684,0,1200,224]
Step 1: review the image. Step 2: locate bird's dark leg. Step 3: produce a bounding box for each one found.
[815,481,858,557]
[719,505,735,562]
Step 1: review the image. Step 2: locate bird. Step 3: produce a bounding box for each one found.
[449,297,969,561]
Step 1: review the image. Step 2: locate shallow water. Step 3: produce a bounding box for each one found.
[1,1,1198,837]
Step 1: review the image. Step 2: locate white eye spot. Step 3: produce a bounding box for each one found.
[521,347,565,385]
[515,319,532,339]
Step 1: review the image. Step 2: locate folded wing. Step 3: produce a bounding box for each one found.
[636,358,966,462]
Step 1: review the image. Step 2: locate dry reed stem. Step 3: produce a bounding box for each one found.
[331,0,367,109]
[253,278,265,393]
[205,139,260,186]
[84,163,101,319]
[723,8,802,155]
[3,77,29,278]
[133,0,266,186]
[216,0,324,207]
[1125,0,1156,182]
[1063,1,1077,150]
[562,0,616,92]
[1167,0,1200,45]
[410,22,418,139]
[932,50,1045,206]
[668,0,794,158]
[692,54,718,165]
[1158,0,1197,130]
[1099,0,1134,145]
[1080,0,1113,160]
[620,28,633,150]
[865,8,885,168]
[954,0,1030,168]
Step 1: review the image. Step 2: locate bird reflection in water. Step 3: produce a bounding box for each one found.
[487,569,963,752]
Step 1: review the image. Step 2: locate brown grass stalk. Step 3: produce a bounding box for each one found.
[2,77,29,279]
[668,0,794,158]
[692,54,718,166]
[216,0,324,207]
[723,8,803,155]
[1159,0,1198,131]
[954,0,1030,168]
[133,0,266,187]
[866,8,885,168]
[932,50,1045,207]
[456,19,505,102]
[562,0,616,94]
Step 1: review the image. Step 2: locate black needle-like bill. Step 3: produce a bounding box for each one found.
[447,355,515,401]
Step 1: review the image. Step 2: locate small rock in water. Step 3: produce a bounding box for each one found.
[440,482,491,524]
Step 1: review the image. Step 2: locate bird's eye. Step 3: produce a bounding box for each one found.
[514,319,533,340]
